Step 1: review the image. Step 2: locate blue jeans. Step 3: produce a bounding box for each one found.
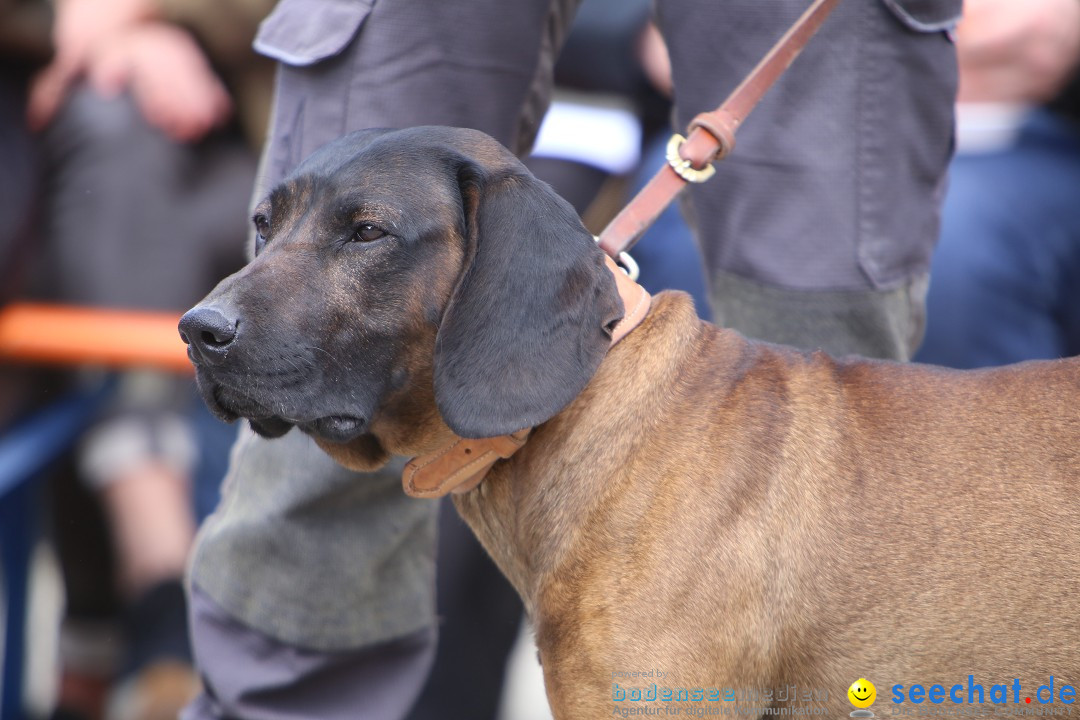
[915,110,1080,368]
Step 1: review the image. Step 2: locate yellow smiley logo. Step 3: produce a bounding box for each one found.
[848,678,876,709]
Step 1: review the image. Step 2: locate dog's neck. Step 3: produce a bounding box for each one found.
[401,255,651,499]
[450,292,715,611]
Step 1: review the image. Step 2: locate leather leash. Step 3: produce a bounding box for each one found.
[403,0,840,498]
[597,0,842,260]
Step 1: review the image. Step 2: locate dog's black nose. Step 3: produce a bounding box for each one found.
[179,306,238,364]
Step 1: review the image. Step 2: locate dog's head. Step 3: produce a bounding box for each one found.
[180,127,623,469]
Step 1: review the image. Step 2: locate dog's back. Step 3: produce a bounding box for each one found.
[514,292,1080,717]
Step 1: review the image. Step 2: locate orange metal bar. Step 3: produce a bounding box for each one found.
[0,303,192,374]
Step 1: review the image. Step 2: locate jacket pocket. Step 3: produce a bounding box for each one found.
[879,0,962,32]
[254,0,375,66]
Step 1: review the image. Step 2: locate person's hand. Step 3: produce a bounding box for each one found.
[87,23,233,142]
[27,0,158,129]
[957,0,1080,104]
[53,0,158,72]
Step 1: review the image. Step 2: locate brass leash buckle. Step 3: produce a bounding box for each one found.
[666,134,716,183]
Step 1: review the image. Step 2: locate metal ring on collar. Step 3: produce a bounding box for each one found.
[594,237,640,281]
[666,134,716,183]
[616,250,640,281]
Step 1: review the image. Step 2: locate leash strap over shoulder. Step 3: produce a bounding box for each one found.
[596,0,842,260]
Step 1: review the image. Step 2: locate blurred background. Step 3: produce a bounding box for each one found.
[1,0,1078,718]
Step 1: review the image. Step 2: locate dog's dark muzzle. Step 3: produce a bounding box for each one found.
[180,303,270,426]
[178,303,372,442]
[179,305,238,366]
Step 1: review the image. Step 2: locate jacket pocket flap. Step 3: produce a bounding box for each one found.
[254,0,374,66]
[880,0,962,32]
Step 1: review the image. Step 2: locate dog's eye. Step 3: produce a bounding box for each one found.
[253,214,270,237]
[353,224,387,243]
[253,214,270,254]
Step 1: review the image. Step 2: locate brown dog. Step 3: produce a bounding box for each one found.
[180,127,1080,718]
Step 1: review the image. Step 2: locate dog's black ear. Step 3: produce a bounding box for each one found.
[433,167,624,438]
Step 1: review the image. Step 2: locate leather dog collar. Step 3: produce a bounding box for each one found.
[604,254,651,346]
[402,257,651,498]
